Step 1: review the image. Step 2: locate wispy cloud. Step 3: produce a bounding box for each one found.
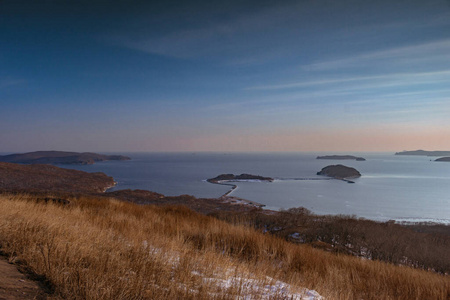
[0,78,24,89]
[304,39,450,71]
[108,1,450,71]
[109,3,299,62]
[247,70,450,91]
[245,70,450,106]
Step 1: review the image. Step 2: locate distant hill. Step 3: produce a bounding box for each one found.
[0,162,115,193]
[0,151,130,165]
[395,150,450,157]
[317,155,366,161]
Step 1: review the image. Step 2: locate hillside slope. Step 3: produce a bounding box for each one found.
[0,193,448,299]
[0,162,115,193]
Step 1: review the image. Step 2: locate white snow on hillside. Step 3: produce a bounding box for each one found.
[196,270,323,299]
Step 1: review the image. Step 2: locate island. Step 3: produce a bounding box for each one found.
[207,173,274,183]
[206,174,271,208]
[0,151,131,165]
[395,150,450,156]
[317,155,366,161]
[317,165,361,182]
[435,157,450,162]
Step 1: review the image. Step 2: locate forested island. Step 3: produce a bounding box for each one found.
[0,151,130,165]
[207,173,274,183]
[317,164,361,180]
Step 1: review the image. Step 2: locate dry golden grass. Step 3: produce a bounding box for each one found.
[0,193,448,299]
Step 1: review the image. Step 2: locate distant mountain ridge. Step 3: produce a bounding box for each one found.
[395,150,450,156]
[0,151,131,165]
[316,155,366,161]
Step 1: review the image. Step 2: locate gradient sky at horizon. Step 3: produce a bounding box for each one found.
[2,0,450,152]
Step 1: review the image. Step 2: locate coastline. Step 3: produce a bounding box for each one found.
[204,177,450,225]
[58,152,450,225]
[207,180,266,208]
[205,177,354,210]
[103,181,118,193]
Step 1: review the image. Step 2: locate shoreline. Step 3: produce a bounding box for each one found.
[205,178,450,225]
[103,181,118,193]
[207,180,266,208]
[206,177,353,210]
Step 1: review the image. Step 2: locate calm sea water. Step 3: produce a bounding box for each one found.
[62,152,450,224]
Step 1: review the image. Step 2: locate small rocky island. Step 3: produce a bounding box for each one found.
[0,151,131,165]
[317,155,366,161]
[317,165,361,182]
[207,173,274,183]
[395,150,450,156]
[435,157,450,162]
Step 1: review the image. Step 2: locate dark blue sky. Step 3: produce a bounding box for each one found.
[2,0,450,152]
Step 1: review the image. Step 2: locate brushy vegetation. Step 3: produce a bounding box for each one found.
[0,193,449,299]
[211,207,450,274]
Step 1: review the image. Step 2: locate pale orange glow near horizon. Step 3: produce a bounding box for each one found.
[165,126,450,152]
[5,124,449,153]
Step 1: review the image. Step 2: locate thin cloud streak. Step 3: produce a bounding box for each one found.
[247,69,450,91]
[304,39,450,71]
[111,3,300,61]
[202,84,450,117]
[0,78,24,89]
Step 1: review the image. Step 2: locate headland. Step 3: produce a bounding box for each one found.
[0,151,131,165]
[435,157,450,162]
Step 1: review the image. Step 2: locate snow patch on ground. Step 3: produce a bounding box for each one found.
[141,241,323,299]
[195,270,323,299]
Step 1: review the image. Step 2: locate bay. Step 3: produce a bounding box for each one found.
[62,152,450,224]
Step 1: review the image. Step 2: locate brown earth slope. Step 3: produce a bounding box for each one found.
[0,162,115,193]
[0,257,49,300]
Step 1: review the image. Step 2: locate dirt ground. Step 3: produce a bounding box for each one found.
[0,257,48,300]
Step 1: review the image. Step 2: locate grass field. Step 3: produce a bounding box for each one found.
[0,193,448,299]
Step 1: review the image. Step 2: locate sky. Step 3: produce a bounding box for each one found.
[1,0,450,152]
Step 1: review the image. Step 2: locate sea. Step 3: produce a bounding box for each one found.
[57,152,450,224]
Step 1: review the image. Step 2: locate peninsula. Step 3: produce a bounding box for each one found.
[0,162,115,193]
[0,151,131,165]
[435,157,450,162]
[207,173,274,183]
[317,165,361,181]
[395,150,450,156]
[206,173,271,208]
[317,155,366,161]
